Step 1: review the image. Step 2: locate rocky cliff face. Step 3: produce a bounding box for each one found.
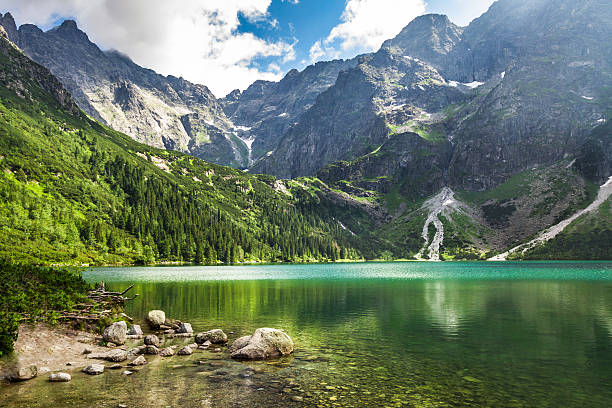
[0,25,79,115]
[220,58,359,165]
[0,14,247,168]
[255,0,611,192]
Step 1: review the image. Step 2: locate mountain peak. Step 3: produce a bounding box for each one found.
[380,12,462,65]
[0,12,18,43]
[59,19,79,30]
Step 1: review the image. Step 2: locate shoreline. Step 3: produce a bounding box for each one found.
[0,323,109,380]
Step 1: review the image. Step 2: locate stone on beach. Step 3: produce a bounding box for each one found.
[195,329,227,345]
[103,321,127,345]
[229,328,294,360]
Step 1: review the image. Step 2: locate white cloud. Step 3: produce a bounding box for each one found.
[2,0,295,97]
[310,0,426,62]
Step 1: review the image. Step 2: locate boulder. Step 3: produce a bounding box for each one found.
[128,355,147,366]
[147,310,166,328]
[82,346,93,355]
[103,321,127,345]
[49,372,71,382]
[195,329,227,345]
[144,345,159,355]
[127,324,143,336]
[159,347,175,357]
[82,364,105,375]
[8,365,37,382]
[177,346,193,356]
[177,323,193,334]
[229,328,294,360]
[144,334,160,347]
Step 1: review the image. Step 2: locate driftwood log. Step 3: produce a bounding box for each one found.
[57,282,138,322]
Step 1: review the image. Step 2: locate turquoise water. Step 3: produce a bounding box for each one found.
[4,262,612,407]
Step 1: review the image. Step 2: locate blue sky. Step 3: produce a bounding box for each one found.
[239,0,495,75]
[3,0,496,96]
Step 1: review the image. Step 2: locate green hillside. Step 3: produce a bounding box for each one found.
[0,33,361,266]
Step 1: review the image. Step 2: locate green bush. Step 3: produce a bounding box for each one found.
[0,260,90,356]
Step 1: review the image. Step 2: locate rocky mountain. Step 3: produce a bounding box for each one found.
[220,58,359,165]
[254,0,611,188]
[0,14,249,168]
[0,0,610,261]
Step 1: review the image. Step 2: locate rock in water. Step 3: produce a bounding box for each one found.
[195,329,227,345]
[87,349,127,362]
[177,346,193,356]
[128,355,147,366]
[82,364,105,375]
[8,365,37,382]
[105,349,128,362]
[177,322,193,334]
[127,324,143,336]
[144,345,159,355]
[147,310,166,328]
[144,334,160,347]
[159,347,175,357]
[229,328,294,360]
[49,372,71,382]
[103,321,127,345]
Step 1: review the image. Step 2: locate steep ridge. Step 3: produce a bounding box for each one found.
[0,13,247,168]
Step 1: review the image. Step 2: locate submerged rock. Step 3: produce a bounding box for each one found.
[103,321,127,345]
[144,345,159,355]
[159,347,175,357]
[229,328,294,360]
[49,372,71,382]
[127,324,143,336]
[82,364,104,375]
[8,365,37,382]
[147,310,166,328]
[129,355,147,366]
[144,334,160,347]
[195,329,227,345]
